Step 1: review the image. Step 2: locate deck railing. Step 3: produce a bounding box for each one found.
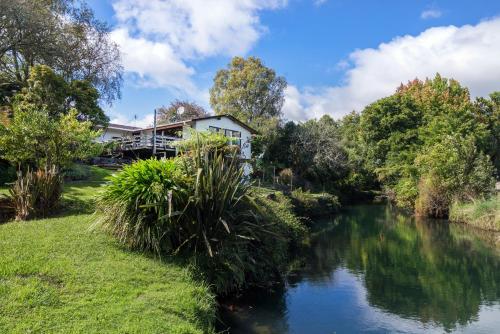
[109,134,180,151]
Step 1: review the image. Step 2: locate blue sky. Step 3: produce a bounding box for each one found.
[87,0,500,126]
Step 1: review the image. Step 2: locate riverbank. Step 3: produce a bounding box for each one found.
[0,168,342,333]
[0,168,216,333]
[449,194,500,233]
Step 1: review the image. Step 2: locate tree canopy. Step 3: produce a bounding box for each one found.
[264,115,349,187]
[260,74,497,217]
[355,74,495,214]
[210,56,286,132]
[157,100,208,124]
[13,65,108,127]
[0,0,122,105]
[0,65,103,169]
[0,108,101,169]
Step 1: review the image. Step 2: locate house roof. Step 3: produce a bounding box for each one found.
[142,114,258,134]
[105,114,257,134]
[191,114,258,134]
[106,123,142,131]
[143,121,186,131]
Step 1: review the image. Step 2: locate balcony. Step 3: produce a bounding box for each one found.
[110,134,181,151]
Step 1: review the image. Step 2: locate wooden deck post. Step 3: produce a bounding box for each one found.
[153,109,157,155]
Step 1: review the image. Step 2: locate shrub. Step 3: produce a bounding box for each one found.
[279,168,293,185]
[0,197,14,223]
[9,166,62,220]
[250,188,306,240]
[414,136,495,218]
[95,158,184,254]
[96,133,306,294]
[290,188,340,218]
[415,174,450,218]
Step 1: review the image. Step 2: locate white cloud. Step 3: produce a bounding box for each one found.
[421,9,442,19]
[110,0,287,97]
[283,17,500,122]
[110,28,197,94]
[109,110,155,128]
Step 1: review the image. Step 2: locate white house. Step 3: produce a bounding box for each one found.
[98,123,141,142]
[97,115,257,172]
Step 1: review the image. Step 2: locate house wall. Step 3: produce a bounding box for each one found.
[98,128,133,142]
[191,117,252,160]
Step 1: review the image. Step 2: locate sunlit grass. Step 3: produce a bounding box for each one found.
[449,194,499,231]
[0,166,216,334]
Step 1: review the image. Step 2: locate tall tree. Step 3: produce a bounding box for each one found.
[0,0,122,105]
[357,74,494,213]
[210,56,286,132]
[473,92,500,174]
[13,65,108,127]
[157,100,208,124]
[264,116,349,186]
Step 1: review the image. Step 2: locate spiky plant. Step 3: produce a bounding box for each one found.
[9,166,62,220]
[96,132,302,293]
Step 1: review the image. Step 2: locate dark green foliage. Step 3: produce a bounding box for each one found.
[414,135,495,217]
[157,99,208,124]
[69,80,110,127]
[95,158,183,254]
[9,166,62,220]
[473,92,500,175]
[0,107,101,169]
[0,0,122,104]
[263,116,349,189]
[210,56,286,133]
[290,188,341,219]
[96,134,306,294]
[0,160,15,186]
[63,163,92,181]
[13,65,109,127]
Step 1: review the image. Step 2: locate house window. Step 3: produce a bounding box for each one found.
[226,129,241,147]
[210,126,242,147]
[209,126,221,133]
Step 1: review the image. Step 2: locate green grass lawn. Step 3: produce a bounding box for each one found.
[0,167,216,334]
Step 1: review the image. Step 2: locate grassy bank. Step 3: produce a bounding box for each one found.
[0,167,216,334]
[449,194,499,232]
[0,164,340,333]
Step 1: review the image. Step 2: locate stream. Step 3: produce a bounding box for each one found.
[219,205,500,333]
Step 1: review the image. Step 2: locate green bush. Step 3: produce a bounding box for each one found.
[96,133,305,294]
[290,188,340,218]
[95,158,184,254]
[9,166,63,220]
[414,136,495,218]
[249,188,306,242]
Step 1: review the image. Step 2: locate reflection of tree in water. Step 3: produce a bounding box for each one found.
[301,205,500,331]
[221,205,500,333]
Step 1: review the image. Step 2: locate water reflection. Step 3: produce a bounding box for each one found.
[220,205,500,333]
